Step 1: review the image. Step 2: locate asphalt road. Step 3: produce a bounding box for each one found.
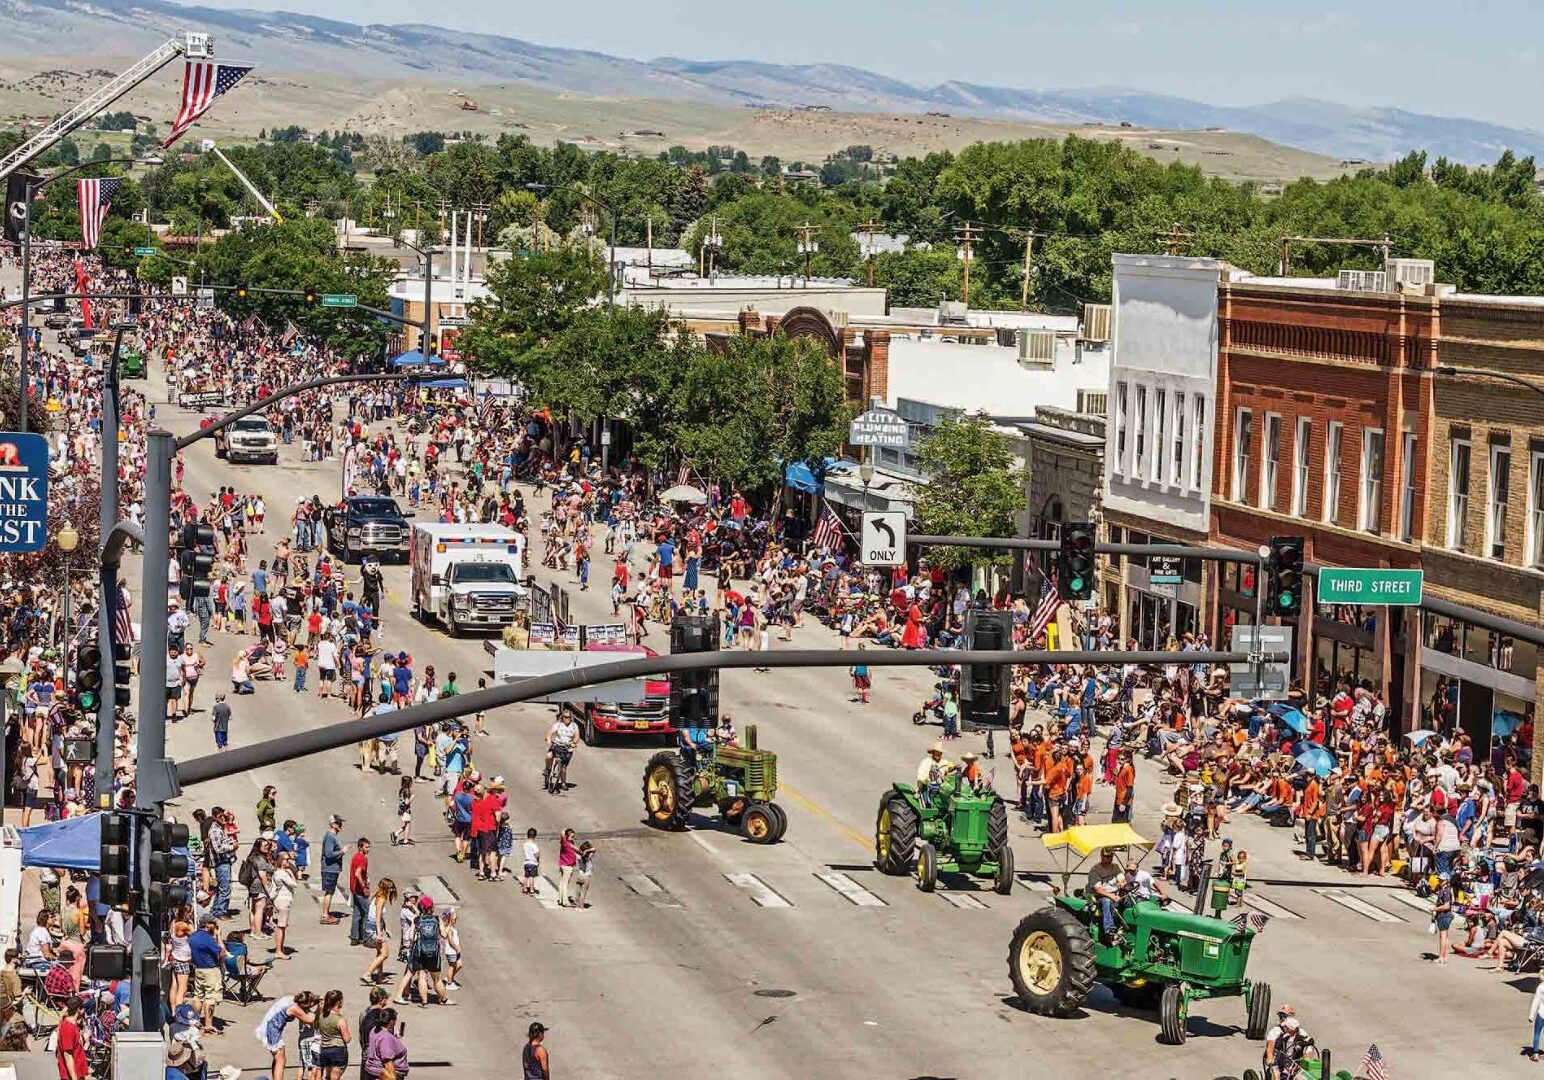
[86,342,1530,1079]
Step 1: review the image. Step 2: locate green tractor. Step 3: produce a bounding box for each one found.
[119,348,146,379]
[874,773,1015,893]
[1007,824,1272,1046]
[642,724,786,843]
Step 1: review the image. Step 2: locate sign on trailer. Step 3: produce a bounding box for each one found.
[848,409,910,448]
[860,511,907,566]
[0,432,49,552]
[1316,567,1423,606]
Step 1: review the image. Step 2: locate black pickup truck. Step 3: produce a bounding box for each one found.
[322,495,413,564]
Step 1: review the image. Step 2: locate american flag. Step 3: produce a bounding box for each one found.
[1361,1043,1390,1080]
[1029,574,1061,641]
[280,321,299,348]
[810,505,846,554]
[76,177,122,250]
[163,61,254,148]
[1230,910,1271,933]
[675,462,692,487]
[114,582,135,646]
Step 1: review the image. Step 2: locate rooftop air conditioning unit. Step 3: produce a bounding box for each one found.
[1386,258,1435,291]
[1019,328,1056,367]
[939,300,968,325]
[995,326,1017,347]
[1337,269,1387,292]
[1081,303,1112,343]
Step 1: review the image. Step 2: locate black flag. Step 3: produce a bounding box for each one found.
[4,171,39,244]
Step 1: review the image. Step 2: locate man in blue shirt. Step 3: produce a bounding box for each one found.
[452,785,475,864]
[319,815,347,923]
[252,561,268,599]
[188,915,224,1035]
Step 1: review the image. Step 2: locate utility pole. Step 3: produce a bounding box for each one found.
[1018,228,1046,312]
[645,215,653,270]
[703,216,722,284]
[856,219,883,287]
[796,221,821,287]
[1158,221,1195,257]
[1277,233,1397,277]
[954,221,982,306]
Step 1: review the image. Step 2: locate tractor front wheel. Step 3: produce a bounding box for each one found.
[1245,980,1272,1040]
[875,793,918,875]
[766,802,788,843]
[741,802,779,844]
[642,752,694,832]
[1007,906,1098,1016]
[1159,984,1189,1045]
[915,842,939,892]
[993,843,1016,895]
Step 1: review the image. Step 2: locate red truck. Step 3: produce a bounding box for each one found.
[559,644,674,745]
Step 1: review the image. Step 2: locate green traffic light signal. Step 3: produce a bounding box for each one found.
[78,690,98,711]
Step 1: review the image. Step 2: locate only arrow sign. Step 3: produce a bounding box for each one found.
[873,518,896,547]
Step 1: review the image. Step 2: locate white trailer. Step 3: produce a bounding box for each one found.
[410,523,526,634]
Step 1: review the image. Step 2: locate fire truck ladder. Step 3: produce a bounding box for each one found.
[0,32,212,182]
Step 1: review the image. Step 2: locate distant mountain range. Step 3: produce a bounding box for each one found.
[0,0,1538,164]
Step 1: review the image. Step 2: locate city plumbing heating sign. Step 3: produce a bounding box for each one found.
[0,432,48,553]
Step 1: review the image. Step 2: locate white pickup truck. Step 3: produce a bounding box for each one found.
[215,417,279,464]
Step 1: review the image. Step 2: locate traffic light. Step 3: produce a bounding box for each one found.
[1265,535,1305,617]
[99,812,132,908]
[669,614,720,729]
[302,285,319,305]
[235,284,249,300]
[113,640,132,708]
[178,521,216,603]
[127,286,142,318]
[146,819,191,919]
[1057,522,1097,601]
[74,641,102,713]
[961,608,1013,728]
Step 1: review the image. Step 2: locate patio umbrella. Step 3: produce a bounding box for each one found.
[1273,708,1310,735]
[1404,729,1439,745]
[659,484,707,504]
[1294,742,1336,777]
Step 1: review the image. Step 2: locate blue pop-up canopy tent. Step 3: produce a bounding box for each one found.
[388,350,447,367]
[20,813,103,871]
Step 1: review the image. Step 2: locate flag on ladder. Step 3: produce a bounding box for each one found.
[810,505,846,554]
[75,177,122,250]
[114,582,135,646]
[1029,573,1061,641]
[1361,1043,1391,1080]
[162,61,254,148]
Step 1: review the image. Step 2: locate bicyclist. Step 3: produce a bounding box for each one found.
[546,711,581,787]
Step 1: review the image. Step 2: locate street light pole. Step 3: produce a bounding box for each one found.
[1435,365,1544,405]
[57,522,79,645]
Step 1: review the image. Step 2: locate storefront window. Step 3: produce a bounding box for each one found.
[1422,610,1540,678]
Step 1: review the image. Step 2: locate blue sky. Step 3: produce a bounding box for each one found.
[196,0,1542,127]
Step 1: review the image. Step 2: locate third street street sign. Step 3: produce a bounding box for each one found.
[133,246,156,256]
[1316,567,1424,606]
[849,408,909,448]
[321,293,358,309]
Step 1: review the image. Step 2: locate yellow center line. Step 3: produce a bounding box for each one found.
[778,780,875,853]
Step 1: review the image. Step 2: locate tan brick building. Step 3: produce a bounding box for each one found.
[1424,298,1544,754]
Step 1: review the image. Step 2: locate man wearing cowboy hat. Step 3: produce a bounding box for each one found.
[916,742,953,807]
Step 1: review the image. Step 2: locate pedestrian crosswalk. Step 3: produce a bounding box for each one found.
[1312,887,1405,924]
[815,870,888,907]
[725,872,792,908]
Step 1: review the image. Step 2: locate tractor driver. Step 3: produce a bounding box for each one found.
[917,743,954,807]
[1087,847,1125,945]
[1262,1005,1316,1079]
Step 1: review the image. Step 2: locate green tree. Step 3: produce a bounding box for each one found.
[458,245,607,381]
[912,416,1027,571]
[870,248,959,307]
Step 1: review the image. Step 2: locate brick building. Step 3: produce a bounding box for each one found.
[1424,297,1544,748]
[1211,279,1437,723]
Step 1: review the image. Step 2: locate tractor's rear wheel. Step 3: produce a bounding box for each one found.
[1007,906,1098,1016]
[915,842,939,892]
[741,802,778,844]
[642,752,694,832]
[1245,980,1272,1040]
[765,802,788,843]
[1159,984,1189,1045]
[993,843,1016,895]
[717,797,747,827]
[986,796,1010,861]
[875,794,918,875]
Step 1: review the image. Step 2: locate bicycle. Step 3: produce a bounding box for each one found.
[544,744,573,795]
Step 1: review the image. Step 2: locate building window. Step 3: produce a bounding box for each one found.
[1172,392,1186,487]
[1154,390,1167,482]
[1115,382,1128,474]
[1324,421,1343,525]
[1135,386,1148,474]
[1292,417,1311,517]
[1077,389,1108,416]
[1191,395,1206,490]
[1448,438,1472,550]
[1530,452,1544,567]
[1487,444,1511,560]
[1399,430,1418,542]
[1233,408,1253,503]
[1359,428,1384,534]
[1261,413,1281,512]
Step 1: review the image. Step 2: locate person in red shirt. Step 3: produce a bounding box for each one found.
[470,787,500,881]
[348,839,371,946]
[55,995,87,1080]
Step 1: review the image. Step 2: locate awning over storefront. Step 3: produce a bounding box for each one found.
[824,466,916,516]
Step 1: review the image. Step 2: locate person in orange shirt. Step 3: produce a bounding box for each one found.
[1045,750,1073,834]
[1073,764,1094,825]
[1112,751,1136,823]
[1296,773,1324,861]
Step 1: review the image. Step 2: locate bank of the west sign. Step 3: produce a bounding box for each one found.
[0,432,49,553]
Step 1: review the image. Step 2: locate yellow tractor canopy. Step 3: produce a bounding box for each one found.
[1042,824,1152,857]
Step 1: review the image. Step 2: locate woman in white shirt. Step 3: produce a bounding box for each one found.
[269,852,298,959]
